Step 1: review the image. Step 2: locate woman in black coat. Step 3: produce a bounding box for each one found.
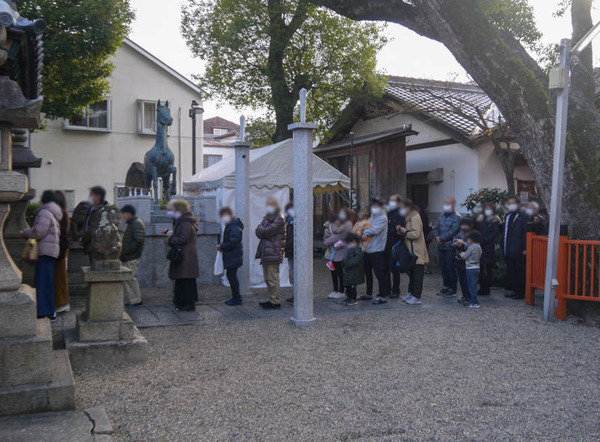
[476,203,501,295]
[167,199,199,311]
[218,207,244,306]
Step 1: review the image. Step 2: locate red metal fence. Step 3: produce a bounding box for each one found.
[526,232,600,320]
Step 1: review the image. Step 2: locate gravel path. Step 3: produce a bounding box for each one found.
[73,265,600,441]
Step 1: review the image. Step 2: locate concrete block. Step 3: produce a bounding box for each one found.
[0,285,36,338]
[76,312,134,342]
[82,266,133,283]
[84,407,113,435]
[0,350,75,417]
[0,319,53,387]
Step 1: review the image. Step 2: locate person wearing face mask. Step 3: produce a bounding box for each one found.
[503,196,528,300]
[526,201,548,234]
[80,186,108,263]
[323,208,353,300]
[284,202,295,304]
[120,205,146,307]
[433,196,461,297]
[385,194,406,298]
[475,203,500,296]
[217,206,244,306]
[452,218,473,304]
[359,199,389,304]
[255,197,286,310]
[167,199,200,311]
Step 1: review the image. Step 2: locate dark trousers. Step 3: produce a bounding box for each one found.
[479,262,495,295]
[438,248,457,292]
[35,255,57,317]
[330,261,344,293]
[505,255,525,297]
[345,285,357,300]
[173,278,198,309]
[455,259,469,297]
[364,251,389,297]
[226,267,241,301]
[408,264,425,298]
[384,247,401,295]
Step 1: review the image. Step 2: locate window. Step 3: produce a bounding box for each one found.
[213,128,229,136]
[203,154,223,169]
[137,100,171,135]
[65,100,111,131]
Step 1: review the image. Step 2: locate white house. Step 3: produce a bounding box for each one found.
[29,38,204,206]
[201,116,239,169]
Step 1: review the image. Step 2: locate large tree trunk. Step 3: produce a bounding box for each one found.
[313,0,600,239]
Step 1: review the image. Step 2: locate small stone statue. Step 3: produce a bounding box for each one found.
[90,205,122,264]
[71,201,91,241]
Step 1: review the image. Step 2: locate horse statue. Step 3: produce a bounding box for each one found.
[144,100,177,208]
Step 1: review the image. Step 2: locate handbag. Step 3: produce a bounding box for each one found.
[392,239,417,273]
[22,238,39,265]
[166,244,183,263]
[213,250,224,276]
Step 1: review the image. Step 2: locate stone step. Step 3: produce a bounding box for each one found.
[0,285,37,339]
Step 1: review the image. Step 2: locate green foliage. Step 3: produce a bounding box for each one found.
[462,188,510,212]
[19,0,134,119]
[479,0,541,50]
[181,0,387,141]
[246,117,277,148]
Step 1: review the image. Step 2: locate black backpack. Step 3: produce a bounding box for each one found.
[391,239,417,273]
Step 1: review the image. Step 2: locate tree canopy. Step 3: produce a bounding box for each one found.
[181,0,387,141]
[19,0,134,119]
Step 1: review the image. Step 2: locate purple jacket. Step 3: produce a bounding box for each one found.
[24,202,63,258]
[323,221,352,262]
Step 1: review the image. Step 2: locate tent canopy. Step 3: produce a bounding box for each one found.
[183,138,350,193]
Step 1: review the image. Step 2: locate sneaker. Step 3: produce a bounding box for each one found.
[125,301,143,307]
[457,297,468,305]
[405,295,422,305]
[259,301,281,310]
[372,297,387,305]
[225,298,242,306]
[343,298,358,306]
[286,296,294,304]
[389,292,400,299]
[358,294,373,301]
[436,287,449,296]
[468,303,481,309]
[443,290,457,298]
[402,293,412,303]
[48,315,57,322]
[55,304,70,313]
[326,261,335,271]
[331,292,345,299]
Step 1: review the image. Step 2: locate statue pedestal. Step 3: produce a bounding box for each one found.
[65,265,147,369]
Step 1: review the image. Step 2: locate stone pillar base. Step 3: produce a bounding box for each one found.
[0,350,75,417]
[289,317,317,328]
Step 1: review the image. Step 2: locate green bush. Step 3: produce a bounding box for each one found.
[462,188,510,213]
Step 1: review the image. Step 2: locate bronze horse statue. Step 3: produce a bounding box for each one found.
[144,100,177,207]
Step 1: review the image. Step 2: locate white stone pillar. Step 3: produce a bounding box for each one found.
[288,89,317,327]
[233,141,251,295]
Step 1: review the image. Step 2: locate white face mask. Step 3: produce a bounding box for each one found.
[371,207,382,216]
[337,212,347,221]
[87,196,94,205]
[399,208,408,217]
[266,206,276,215]
[221,215,232,224]
[166,210,175,219]
[287,209,295,218]
[525,208,534,217]
[388,201,398,210]
[484,209,494,217]
[507,203,518,212]
[443,204,453,213]
[173,212,182,220]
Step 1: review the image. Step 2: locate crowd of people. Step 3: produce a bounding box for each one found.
[23,182,548,319]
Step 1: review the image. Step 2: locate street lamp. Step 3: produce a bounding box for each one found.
[544,21,600,321]
[189,100,204,175]
[349,131,355,211]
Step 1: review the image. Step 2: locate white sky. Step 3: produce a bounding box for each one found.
[128,0,600,122]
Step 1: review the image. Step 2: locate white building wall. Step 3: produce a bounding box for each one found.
[30,42,203,204]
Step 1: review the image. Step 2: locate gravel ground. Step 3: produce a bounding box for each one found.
[73,264,600,441]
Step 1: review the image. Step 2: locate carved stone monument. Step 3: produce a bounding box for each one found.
[65,205,147,369]
[0,4,76,417]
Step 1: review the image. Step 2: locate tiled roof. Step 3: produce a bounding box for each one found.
[385,77,502,139]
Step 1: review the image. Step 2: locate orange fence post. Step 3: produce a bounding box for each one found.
[525,231,535,306]
[555,235,568,320]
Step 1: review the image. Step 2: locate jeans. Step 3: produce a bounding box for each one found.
[408,264,425,298]
[35,255,57,317]
[330,261,344,293]
[479,263,494,295]
[345,285,357,300]
[364,251,388,297]
[455,259,469,297]
[438,248,457,292]
[226,267,241,301]
[466,268,480,305]
[505,255,525,297]
[384,246,401,295]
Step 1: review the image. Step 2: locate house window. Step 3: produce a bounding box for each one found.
[203,154,223,169]
[213,128,229,136]
[65,100,111,131]
[137,100,170,135]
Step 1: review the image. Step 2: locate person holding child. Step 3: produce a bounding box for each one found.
[342,233,364,306]
[323,208,353,299]
[459,231,483,308]
[352,212,372,251]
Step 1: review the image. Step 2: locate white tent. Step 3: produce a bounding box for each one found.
[183,138,350,288]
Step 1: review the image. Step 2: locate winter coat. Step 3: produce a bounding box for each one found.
[120,216,146,262]
[168,212,199,280]
[503,211,528,258]
[255,211,286,265]
[433,212,461,250]
[476,216,500,264]
[363,212,388,254]
[343,246,364,286]
[24,202,63,258]
[323,221,352,262]
[404,210,429,265]
[221,218,244,269]
[58,210,71,261]
[285,215,294,258]
[81,201,108,255]
[386,208,406,249]
[461,243,482,269]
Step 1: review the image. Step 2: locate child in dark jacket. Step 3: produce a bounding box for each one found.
[342,233,364,306]
[217,207,244,306]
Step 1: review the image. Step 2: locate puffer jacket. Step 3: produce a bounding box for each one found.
[120,216,146,262]
[255,211,286,265]
[323,221,352,262]
[168,212,200,280]
[284,215,294,258]
[404,210,429,265]
[476,216,500,264]
[220,218,244,269]
[343,246,364,286]
[433,211,460,250]
[24,202,63,258]
[386,208,406,249]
